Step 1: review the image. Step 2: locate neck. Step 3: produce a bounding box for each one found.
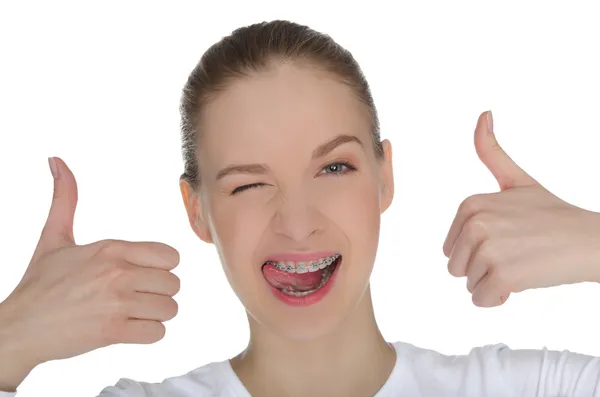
[230,285,396,397]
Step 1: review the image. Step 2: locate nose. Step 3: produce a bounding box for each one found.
[271,191,324,242]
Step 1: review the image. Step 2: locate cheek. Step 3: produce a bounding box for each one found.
[320,174,381,245]
[208,172,381,266]
[209,195,271,267]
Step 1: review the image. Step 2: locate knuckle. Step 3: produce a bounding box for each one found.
[96,239,121,258]
[477,240,498,264]
[463,214,490,241]
[103,262,133,288]
[478,239,509,274]
[460,194,485,215]
[107,288,131,315]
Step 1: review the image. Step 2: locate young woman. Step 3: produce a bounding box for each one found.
[1,20,600,397]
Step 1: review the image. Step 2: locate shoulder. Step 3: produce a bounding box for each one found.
[392,339,511,366]
[390,341,600,396]
[391,341,512,385]
[96,360,237,397]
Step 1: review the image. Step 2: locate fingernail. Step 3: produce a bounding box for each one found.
[48,157,59,179]
[486,110,494,134]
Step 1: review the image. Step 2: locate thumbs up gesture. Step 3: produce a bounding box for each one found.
[443,112,600,308]
[0,158,180,378]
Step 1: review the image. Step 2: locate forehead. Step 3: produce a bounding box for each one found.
[198,63,371,164]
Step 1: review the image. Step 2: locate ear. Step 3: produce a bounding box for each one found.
[179,178,213,244]
[379,139,394,213]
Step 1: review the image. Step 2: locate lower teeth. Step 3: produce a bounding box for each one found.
[279,262,336,297]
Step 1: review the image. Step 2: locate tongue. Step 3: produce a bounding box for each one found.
[262,263,323,291]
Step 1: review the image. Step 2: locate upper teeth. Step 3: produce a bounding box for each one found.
[266,254,340,274]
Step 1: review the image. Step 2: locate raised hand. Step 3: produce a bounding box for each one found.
[442,112,600,308]
[0,157,180,390]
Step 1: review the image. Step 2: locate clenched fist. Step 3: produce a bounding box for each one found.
[0,157,180,391]
[443,112,600,308]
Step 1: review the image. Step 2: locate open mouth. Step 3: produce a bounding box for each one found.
[261,254,342,297]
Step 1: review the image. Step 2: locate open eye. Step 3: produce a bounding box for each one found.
[319,161,356,176]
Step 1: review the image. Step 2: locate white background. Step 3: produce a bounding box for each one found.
[1,1,600,396]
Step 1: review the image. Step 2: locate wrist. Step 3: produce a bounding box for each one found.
[590,210,600,283]
[0,301,40,392]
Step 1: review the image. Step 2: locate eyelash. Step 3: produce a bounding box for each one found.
[230,161,357,196]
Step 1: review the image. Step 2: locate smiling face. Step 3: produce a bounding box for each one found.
[180,61,394,340]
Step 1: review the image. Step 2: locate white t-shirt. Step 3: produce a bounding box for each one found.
[2,341,600,396]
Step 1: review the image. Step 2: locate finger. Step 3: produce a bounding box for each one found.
[465,253,488,293]
[471,271,510,307]
[124,242,180,271]
[130,267,181,296]
[447,227,480,277]
[474,111,538,191]
[120,319,166,344]
[33,157,79,260]
[100,240,180,271]
[128,292,178,322]
[443,193,497,257]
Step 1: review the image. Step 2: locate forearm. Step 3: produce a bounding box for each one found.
[589,210,600,283]
[0,303,39,392]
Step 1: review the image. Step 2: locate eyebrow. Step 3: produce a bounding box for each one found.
[311,134,364,159]
[216,163,271,181]
[215,134,364,181]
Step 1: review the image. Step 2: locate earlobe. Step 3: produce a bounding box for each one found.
[379,139,395,213]
[179,178,213,244]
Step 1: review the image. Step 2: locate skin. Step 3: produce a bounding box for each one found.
[1,61,600,395]
[178,63,600,395]
[179,62,396,396]
[444,112,600,307]
[0,157,180,392]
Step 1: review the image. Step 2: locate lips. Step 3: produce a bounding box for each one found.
[262,253,341,295]
[263,251,339,263]
[263,255,343,306]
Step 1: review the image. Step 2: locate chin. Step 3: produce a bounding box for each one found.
[246,302,348,341]
[232,251,375,342]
